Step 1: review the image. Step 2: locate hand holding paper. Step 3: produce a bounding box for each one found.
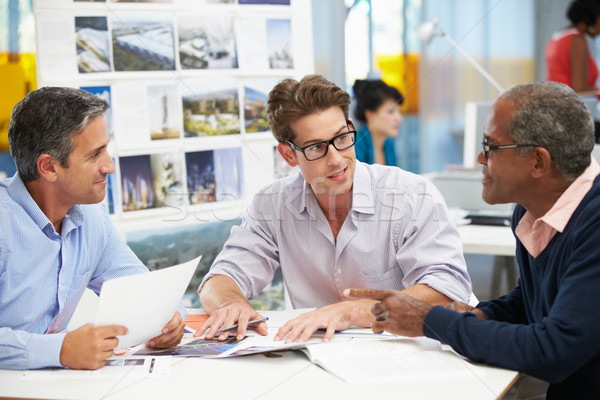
[95,256,200,350]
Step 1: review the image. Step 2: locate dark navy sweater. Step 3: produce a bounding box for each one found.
[424,176,600,399]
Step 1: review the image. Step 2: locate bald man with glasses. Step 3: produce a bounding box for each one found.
[196,75,471,343]
[348,81,600,399]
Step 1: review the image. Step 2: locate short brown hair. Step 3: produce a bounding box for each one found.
[267,74,350,143]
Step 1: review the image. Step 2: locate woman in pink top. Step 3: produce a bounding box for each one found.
[546,0,600,142]
[546,0,600,94]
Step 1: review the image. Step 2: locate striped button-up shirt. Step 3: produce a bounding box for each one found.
[0,174,152,370]
[201,162,472,308]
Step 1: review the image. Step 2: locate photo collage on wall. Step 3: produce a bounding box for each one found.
[35,0,296,217]
[35,0,303,309]
[69,5,292,75]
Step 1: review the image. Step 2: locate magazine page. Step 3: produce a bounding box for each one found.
[301,337,478,383]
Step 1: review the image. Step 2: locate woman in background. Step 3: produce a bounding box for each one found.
[546,0,600,95]
[352,79,403,166]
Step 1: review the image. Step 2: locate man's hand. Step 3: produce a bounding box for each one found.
[60,323,128,370]
[274,299,376,343]
[344,288,432,337]
[145,311,185,348]
[447,301,487,320]
[194,301,268,341]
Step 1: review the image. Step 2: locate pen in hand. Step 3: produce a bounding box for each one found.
[217,317,269,333]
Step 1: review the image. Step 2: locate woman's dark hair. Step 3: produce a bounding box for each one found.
[567,0,600,27]
[352,79,403,123]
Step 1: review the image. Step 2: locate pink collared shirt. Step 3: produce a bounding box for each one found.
[515,158,600,258]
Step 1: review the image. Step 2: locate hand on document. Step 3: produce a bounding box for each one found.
[273,299,377,344]
[145,311,186,348]
[194,301,269,342]
[344,289,432,337]
[60,323,129,370]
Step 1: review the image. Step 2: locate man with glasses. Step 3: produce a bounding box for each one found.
[347,81,600,398]
[196,74,471,343]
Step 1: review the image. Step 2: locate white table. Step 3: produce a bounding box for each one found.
[457,224,518,298]
[0,347,518,400]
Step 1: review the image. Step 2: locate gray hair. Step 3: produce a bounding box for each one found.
[8,87,109,183]
[499,81,594,180]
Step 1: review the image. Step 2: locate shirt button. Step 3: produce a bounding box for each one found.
[337,268,342,274]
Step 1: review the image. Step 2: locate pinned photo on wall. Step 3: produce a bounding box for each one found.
[75,16,111,73]
[185,150,216,205]
[181,80,240,137]
[126,218,242,308]
[120,155,156,212]
[81,85,114,138]
[178,15,238,70]
[243,80,275,133]
[148,85,181,140]
[266,18,293,69]
[150,152,185,208]
[214,147,243,202]
[110,15,175,71]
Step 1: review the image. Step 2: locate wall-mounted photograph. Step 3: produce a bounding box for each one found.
[111,15,175,71]
[126,218,242,308]
[75,16,111,73]
[147,85,181,140]
[81,85,114,137]
[150,152,185,208]
[214,147,243,202]
[243,81,272,133]
[178,15,238,70]
[182,81,240,137]
[186,150,216,204]
[266,18,293,69]
[120,154,156,211]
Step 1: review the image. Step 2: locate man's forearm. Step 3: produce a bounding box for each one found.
[199,275,250,313]
[402,284,452,306]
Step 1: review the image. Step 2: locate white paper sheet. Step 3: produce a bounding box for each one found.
[95,256,200,349]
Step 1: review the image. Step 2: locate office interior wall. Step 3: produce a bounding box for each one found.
[311,0,347,88]
[418,0,535,173]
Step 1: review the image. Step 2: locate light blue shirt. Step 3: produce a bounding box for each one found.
[201,162,472,308]
[0,174,182,370]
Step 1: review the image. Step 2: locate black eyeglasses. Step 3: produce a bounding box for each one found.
[286,123,357,161]
[481,136,539,159]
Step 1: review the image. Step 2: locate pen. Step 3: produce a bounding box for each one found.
[217,317,269,333]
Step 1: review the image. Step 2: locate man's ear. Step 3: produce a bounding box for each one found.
[531,147,553,178]
[277,142,298,167]
[36,154,59,182]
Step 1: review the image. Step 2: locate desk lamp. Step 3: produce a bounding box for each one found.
[415,18,504,93]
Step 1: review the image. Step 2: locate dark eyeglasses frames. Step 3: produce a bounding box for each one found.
[481,137,539,159]
[286,123,357,161]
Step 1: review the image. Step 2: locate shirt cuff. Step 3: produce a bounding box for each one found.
[28,332,67,369]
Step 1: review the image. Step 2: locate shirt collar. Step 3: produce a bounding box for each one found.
[297,161,375,216]
[6,173,84,235]
[539,157,600,232]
